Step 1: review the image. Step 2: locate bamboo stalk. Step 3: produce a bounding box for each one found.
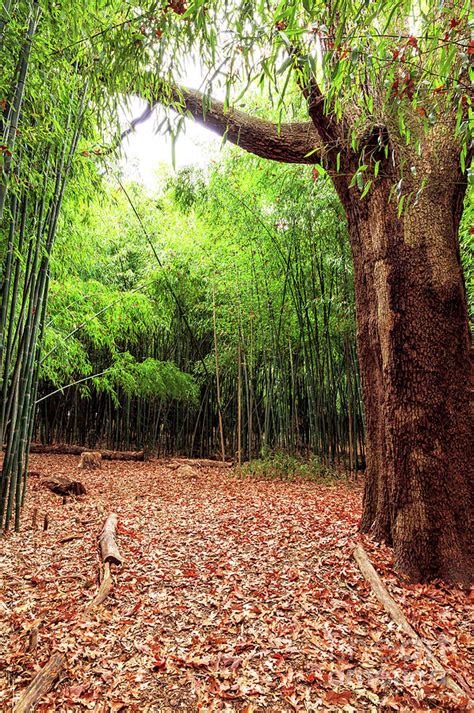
[212,289,225,462]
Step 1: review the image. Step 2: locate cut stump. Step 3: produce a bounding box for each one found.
[79,451,102,470]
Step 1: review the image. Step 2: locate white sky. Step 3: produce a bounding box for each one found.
[119,99,221,186]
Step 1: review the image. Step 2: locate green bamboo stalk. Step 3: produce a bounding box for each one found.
[0,192,17,394]
[0,0,13,44]
[0,192,27,444]
[0,1,40,219]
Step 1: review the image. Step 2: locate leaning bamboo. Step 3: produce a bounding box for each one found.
[0,1,40,219]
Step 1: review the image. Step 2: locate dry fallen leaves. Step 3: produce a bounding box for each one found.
[0,455,472,711]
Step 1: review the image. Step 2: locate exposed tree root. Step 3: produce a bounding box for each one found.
[352,545,473,702]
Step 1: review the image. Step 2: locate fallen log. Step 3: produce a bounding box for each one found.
[86,513,123,612]
[98,512,123,566]
[100,449,145,461]
[352,545,472,702]
[30,443,83,455]
[13,652,65,713]
[168,458,232,470]
[29,443,145,461]
[43,476,86,497]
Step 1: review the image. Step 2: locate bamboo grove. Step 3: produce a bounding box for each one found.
[0,3,91,529]
[0,0,129,529]
[33,157,365,473]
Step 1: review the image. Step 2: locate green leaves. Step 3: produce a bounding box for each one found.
[99,353,198,403]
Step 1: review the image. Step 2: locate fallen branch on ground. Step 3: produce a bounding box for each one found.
[14,515,123,709]
[59,533,83,544]
[13,653,65,713]
[86,512,123,611]
[352,545,472,702]
[29,443,145,460]
[86,561,112,611]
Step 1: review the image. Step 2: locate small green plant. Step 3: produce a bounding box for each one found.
[235,451,340,483]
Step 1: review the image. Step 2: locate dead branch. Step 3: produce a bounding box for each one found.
[352,545,472,702]
[85,562,112,611]
[59,533,83,544]
[13,652,65,712]
[85,513,123,613]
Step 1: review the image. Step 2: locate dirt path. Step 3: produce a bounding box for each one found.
[0,456,471,711]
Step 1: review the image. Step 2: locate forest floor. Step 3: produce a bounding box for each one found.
[0,455,472,712]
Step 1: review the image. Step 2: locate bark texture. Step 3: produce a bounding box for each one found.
[341,127,473,583]
[13,653,65,712]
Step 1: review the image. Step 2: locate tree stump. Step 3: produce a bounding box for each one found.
[175,464,199,479]
[79,451,102,469]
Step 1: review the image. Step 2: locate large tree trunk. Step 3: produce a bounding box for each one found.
[341,152,473,584]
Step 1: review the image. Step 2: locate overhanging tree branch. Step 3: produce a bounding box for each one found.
[125,85,326,165]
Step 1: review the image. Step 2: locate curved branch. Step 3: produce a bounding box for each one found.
[135,85,326,165]
[120,101,156,144]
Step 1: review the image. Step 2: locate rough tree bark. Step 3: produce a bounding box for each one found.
[342,133,473,583]
[139,85,472,584]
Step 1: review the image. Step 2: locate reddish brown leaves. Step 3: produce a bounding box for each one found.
[0,455,471,710]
